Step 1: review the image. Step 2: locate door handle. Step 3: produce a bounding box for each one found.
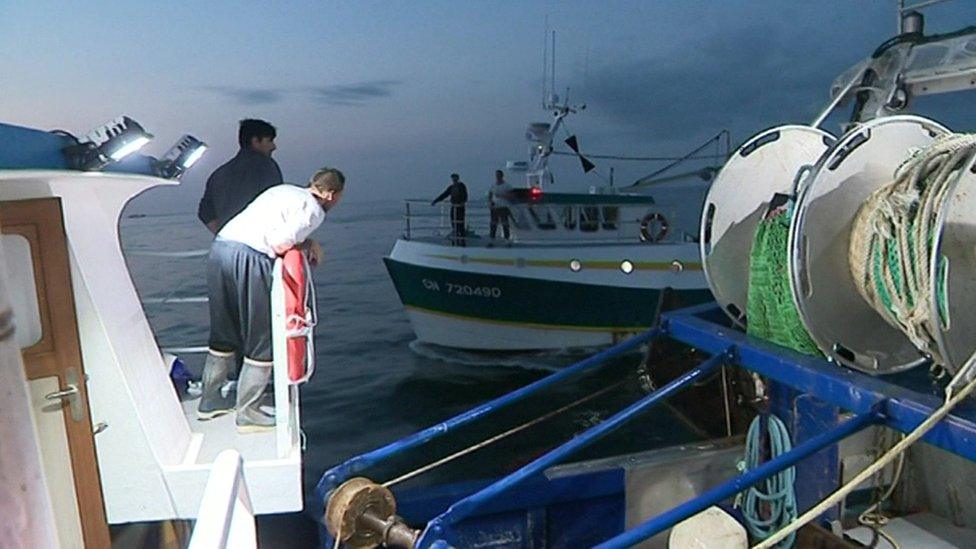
[44,368,84,421]
[45,385,79,400]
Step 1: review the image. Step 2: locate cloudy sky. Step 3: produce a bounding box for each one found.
[3,1,974,212]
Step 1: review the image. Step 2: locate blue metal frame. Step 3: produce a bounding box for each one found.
[416,351,729,546]
[594,409,882,548]
[395,469,626,548]
[317,302,976,548]
[315,328,661,503]
[664,307,976,461]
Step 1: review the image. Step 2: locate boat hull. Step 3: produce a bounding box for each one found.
[384,239,712,350]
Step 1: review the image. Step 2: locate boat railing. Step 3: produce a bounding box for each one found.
[188,449,257,549]
[401,198,697,246]
[125,247,211,353]
[127,246,303,458]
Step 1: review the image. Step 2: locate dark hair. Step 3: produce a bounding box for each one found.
[238,119,277,149]
[450,173,459,180]
[310,167,346,192]
[495,170,504,178]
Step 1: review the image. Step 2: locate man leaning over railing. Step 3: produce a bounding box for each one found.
[197,167,345,434]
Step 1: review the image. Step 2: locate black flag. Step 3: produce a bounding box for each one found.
[564,135,596,173]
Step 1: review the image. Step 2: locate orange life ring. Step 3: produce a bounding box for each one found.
[283,250,315,383]
[640,213,669,242]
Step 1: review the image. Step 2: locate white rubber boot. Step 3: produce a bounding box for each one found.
[235,361,274,433]
[197,351,236,420]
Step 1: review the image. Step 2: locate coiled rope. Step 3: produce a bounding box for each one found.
[849,134,976,367]
[754,355,976,548]
[735,413,798,548]
[743,133,976,549]
[855,428,906,549]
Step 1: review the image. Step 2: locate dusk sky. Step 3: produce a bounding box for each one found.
[3,1,974,212]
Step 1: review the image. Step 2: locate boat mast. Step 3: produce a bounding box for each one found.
[526,30,585,189]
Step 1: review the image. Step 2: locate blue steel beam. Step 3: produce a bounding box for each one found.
[664,309,976,462]
[594,408,882,549]
[317,328,662,495]
[417,351,730,547]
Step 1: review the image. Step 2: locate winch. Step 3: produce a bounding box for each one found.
[324,477,420,549]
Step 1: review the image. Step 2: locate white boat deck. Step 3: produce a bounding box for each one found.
[180,399,280,464]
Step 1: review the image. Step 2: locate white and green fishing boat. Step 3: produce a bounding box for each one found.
[385,98,716,350]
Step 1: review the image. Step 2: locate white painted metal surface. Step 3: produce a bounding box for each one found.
[188,450,257,549]
[0,170,303,523]
[405,307,616,350]
[28,377,85,547]
[789,116,950,373]
[271,259,303,460]
[390,239,706,290]
[700,125,834,327]
[0,236,61,549]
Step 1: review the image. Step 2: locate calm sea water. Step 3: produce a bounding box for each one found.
[120,199,697,545]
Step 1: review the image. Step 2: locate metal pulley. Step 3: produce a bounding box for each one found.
[700,125,835,327]
[789,115,951,374]
[325,477,420,548]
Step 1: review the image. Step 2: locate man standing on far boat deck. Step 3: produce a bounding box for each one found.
[488,169,513,243]
[197,119,283,233]
[431,173,468,246]
[197,168,345,433]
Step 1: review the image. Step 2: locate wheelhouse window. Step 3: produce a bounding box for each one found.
[561,206,577,229]
[2,234,43,348]
[528,206,557,230]
[601,206,619,230]
[580,206,599,232]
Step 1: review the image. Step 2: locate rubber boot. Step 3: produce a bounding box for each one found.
[236,361,275,433]
[197,351,236,420]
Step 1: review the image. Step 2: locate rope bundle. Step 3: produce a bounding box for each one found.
[736,413,798,548]
[849,134,976,367]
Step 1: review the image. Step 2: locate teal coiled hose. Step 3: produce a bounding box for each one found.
[736,413,798,548]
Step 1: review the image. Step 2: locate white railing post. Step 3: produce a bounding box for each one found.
[270,259,294,458]
[188,449,256,549]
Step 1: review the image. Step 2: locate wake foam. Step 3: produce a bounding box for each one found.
[407,339,618,372]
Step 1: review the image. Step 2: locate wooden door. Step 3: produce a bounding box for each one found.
[0,197,110,548]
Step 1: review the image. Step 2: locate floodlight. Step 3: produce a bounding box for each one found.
[63,116,154,170]
[157,135,208,179]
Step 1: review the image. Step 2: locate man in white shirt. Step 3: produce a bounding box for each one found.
[488,170,513,241]
[197,167,345,433]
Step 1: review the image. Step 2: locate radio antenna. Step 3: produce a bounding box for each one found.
[542,16,549,108]
[551,31,557,105]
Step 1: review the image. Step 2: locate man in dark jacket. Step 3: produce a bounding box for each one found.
[197,119,283,233]
[431,173,468,246]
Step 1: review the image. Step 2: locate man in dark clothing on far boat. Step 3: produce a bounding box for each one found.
[197,119,283,233]
[431,173,468,246]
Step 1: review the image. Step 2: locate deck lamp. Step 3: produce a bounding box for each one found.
[156,135,207,179]
[63,116,153,170]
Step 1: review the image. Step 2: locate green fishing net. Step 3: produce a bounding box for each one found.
[746,210,822,356]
